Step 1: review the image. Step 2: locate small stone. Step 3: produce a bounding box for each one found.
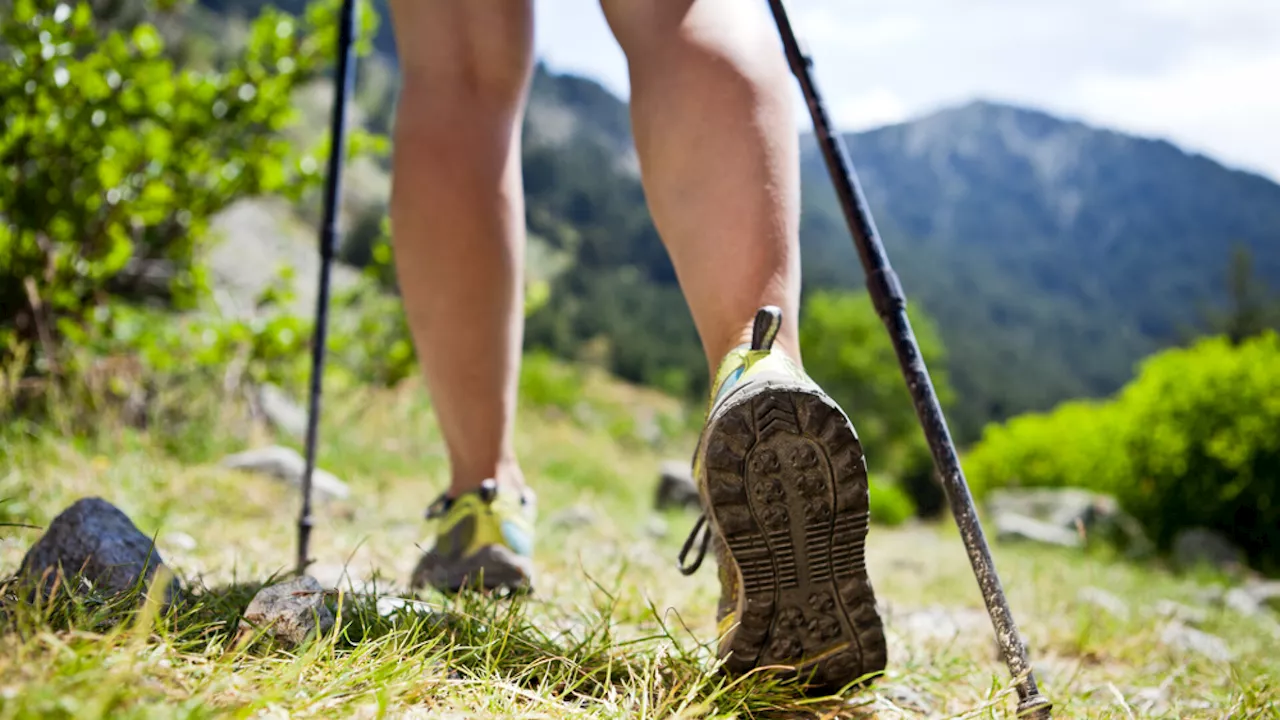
[1244,580,1280,612]
[1078,586,1130,619]
[548,504,597,529]
[1192,585,1227,607]
[1154,599,1209,627]
[644,516,669,539]
[18,497,181,605]
[258,383,308,440]
[655,460,700,511]
[164,532,197,552]
[985,488,1151,553]
[220,445,350,501]
[242,576,335,647]
[879,683,932,713]
[894,605,989,642]
[992,512,1083,548]
[1224,587,1263,616]
[1172,528,1245,573]
[1159,621,1233,662]
[1130,683,1173,716]
[1031,660,1054,689]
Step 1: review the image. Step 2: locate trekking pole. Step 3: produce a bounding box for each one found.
[765,3,1052,717]
[296,0,359,576]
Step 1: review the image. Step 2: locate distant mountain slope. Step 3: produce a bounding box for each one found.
[798,101,1280,432]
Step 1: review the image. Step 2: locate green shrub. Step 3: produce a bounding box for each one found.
[964,398,1132,499]
[1116,332,1280,566]
[965,332,1280,572]
[0,0,384,382]
[869,476,916,527]
[519,350,585,413]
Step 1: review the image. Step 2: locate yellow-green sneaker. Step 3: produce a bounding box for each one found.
[678,306,887,692]
[410,479,536,594]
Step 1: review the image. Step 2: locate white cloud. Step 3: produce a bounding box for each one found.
[532,0,1280,181]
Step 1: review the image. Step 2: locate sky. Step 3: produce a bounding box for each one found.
[532,0,1280,182]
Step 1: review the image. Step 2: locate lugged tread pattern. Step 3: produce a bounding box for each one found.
[704,385,886,692]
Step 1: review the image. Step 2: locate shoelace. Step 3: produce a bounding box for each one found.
[423,479,500,520]
[677,513,712,575]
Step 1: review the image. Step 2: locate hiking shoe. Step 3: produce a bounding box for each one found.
[677,306,887,692]
[411,479,536,594]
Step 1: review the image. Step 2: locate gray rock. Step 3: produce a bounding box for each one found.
[894,605,989,642]
[878,683,933,713]
[220,445,351,501]
[1225,587,1263,616]
[1154,599,1210,627]
[655,460,700,511]
[1244,580,1280,611]
[986,488,1151,553]
[992,512,1082,548]
[644,516,669,539]
[207,198,362,319]
[1172,527,1245,572]
[548,504,597,530]
[18,497,181,604]
[242,576,335,647]
[164,532,198,552]
[1032,660,1055,689]
[1130,681,1173,717]
[1159,621,1233,662]
[1220,580,1280,617]
[1078,586,1130,619]
[258,383,307,440]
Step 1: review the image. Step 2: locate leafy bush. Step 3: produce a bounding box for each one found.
[1117,332,1280,565]
[0,0,401,428]
[963,399,1132,499]
[0,0,383,378]
[869,476,916,527]
[966,332,1280,572]
[519,350,585,413]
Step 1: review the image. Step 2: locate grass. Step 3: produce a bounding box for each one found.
[0,364,1277,718]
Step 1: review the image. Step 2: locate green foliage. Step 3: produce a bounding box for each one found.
[966,332,1280,572]
[963,399,1131,498]
[798,290,953,486]
[0,0,403,439]
[868,477,916,527]
[1117,332,1280,566]
[0,0,357,377]
[518,350,584,413]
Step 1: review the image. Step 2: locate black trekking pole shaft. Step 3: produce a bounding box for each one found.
[765,3,1051,717]
[297,0,359,577]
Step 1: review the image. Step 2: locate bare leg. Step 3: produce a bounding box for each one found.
[601,0,802,371]
[386,0,533,496]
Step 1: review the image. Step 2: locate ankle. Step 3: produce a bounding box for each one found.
[448,457,526,498]
[707,324,801,375]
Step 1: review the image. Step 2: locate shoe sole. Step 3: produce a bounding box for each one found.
[701,382,887,693]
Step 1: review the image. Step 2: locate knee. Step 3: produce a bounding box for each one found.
[603,0,786,85]
[391,5,532,124]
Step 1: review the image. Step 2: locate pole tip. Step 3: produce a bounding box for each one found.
[1016,695,1053,719]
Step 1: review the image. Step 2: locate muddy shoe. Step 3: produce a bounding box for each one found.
[677,306,887,692]
[411,479,536,594]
